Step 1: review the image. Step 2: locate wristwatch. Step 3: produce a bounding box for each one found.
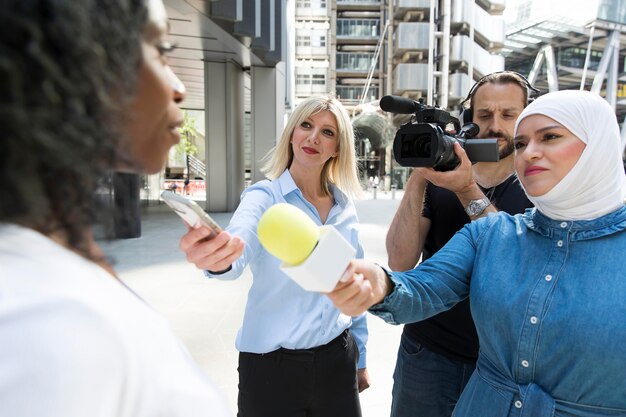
[465,198,491,218]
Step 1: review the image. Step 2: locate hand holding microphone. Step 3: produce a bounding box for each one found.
[327,259,393,317]
[257,203,356,292]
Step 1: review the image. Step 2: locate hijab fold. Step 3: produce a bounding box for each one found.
[514,90,626,220]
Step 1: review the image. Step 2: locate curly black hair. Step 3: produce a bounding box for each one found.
[0,0,147,256]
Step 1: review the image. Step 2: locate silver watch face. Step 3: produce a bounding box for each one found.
[466,199,490,217]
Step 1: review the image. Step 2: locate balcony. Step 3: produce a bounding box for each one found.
[336,85,379,104]
[336,52,377,74]
[450,72,472,103]
[337,0,381,11]
[336,18,381,44]
[295,0,328,19]
[450,35,504,76]
[394,0,431,21]
[296,82,329,95]
[296,70,328,95]
[451,0,505,51]
[296,45,329,58]
[393,63,430,94]
[295,8,329,19]
[395,22,430,61]
[476,0,505,14]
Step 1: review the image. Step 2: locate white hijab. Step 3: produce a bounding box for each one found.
[514,90,626,220]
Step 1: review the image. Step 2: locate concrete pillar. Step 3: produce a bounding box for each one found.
[204,60,245,212]
[544,45,559,92]
[113,172,141,238]
[591,29,621,109]
[251,64,285,184]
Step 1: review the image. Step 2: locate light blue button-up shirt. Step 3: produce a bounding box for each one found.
[371,206,626,416]
[205,170,367,368]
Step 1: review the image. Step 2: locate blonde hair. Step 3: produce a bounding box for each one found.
[261,95,362,199]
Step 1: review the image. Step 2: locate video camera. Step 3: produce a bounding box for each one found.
[380,95,499,172]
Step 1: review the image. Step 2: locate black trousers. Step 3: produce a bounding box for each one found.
[237,330,362,417]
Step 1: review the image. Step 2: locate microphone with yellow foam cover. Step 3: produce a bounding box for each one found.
[257,203,356,292]
[257,203,320,265]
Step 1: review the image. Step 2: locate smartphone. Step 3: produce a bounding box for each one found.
[161,190,223,237]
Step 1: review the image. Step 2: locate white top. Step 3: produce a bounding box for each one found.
[0,224,230,417]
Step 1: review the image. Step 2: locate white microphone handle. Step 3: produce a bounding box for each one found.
[279,226,356,292]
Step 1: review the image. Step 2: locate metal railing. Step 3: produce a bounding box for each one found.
[187,154,206,179]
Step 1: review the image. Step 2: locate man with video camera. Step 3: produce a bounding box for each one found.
[385,71,535,417]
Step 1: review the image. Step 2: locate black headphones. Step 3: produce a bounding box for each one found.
[460,71,540,126]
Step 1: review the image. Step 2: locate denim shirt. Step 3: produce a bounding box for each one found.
[371,206,626,416]
[205,170,368,368]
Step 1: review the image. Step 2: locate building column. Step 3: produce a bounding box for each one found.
[591,30,621,109]
[112,172,141,238]
[251,64,285,184]
[204,60,245,212]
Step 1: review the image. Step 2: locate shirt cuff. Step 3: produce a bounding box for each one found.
[203,265,234,280]
[357,353,367,369]
[368,267,404,325]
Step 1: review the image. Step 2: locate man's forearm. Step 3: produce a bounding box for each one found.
[386,174,426,271]
[454,182,497,220]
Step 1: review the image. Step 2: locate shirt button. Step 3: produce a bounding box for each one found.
[515,400,523,408]
[545,274,553,281]
[530,316,538,324]
[557,240,564,247]
[560,222,568,228]
[521,360,529,368]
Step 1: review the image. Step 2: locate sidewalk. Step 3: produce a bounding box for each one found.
[101,194,404,416]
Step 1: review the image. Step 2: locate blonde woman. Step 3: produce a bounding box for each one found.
[180,95,369,417]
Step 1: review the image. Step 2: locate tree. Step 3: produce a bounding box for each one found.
[174,110,199,161]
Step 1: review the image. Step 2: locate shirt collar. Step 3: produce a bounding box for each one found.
[522,205,626,240]
[276,169,349,209]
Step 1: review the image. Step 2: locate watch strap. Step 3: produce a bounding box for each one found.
[465,197,491,217]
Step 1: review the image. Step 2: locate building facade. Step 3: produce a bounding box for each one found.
[160,0,289,212]
[107,0,292,238]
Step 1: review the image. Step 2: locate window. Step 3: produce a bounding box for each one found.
[296,35,311,47]
[296,73,311,85]
[296,69,327,89]
[312,34,326,47]
[336,85,378,102]
[597,0,626,24]
[297,0,327,8]
[311,74,326,85]
[336,52,376,71]
[336,19,380,37]
[559,47,603,71]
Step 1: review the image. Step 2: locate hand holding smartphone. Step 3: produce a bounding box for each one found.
[161,190,223,238]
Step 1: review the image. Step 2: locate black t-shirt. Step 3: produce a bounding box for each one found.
[402,174,533,363]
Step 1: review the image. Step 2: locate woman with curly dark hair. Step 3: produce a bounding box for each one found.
[0,0,230,416]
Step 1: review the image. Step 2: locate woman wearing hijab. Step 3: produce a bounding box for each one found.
[327,89,626,416]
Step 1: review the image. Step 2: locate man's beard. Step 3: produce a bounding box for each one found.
[482,130,514,159]
[499,139,514,159]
